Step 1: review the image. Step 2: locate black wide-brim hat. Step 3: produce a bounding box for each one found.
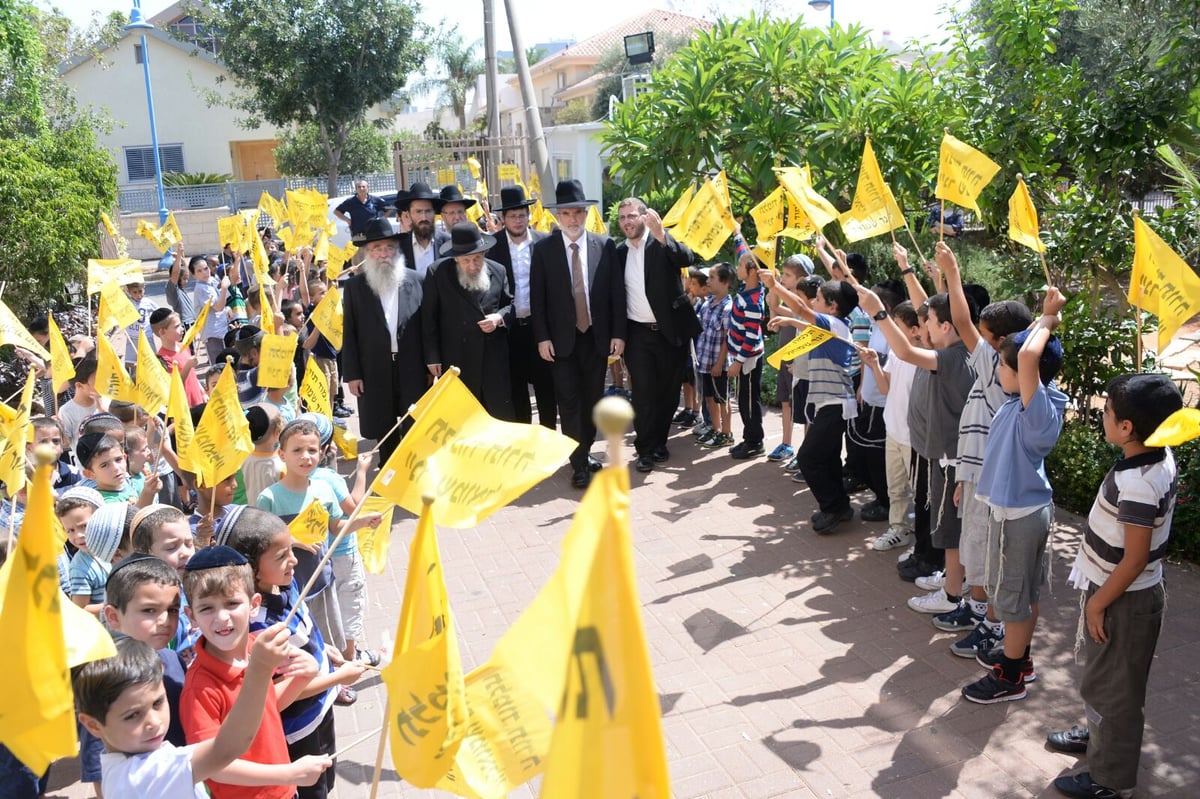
[438,222,496,257]
[394,181,440,212]
[437,184,478,213]
[495,184,536,212]
[543,178,597,209]
[353,217,403,245]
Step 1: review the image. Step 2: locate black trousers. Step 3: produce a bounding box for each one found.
[508,319,557,429]
[550,329,607,471]
[847,403,888,505]
[289,707,336,799]
[798,404,850,513]
[910,452,943,567]
[624,322,687,457]
[735,358,764,445]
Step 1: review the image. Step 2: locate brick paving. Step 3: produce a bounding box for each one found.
[44,407,1200,798]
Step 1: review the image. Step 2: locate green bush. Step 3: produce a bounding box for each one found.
[1166,439,1200,563]
[1046,414,1118,515]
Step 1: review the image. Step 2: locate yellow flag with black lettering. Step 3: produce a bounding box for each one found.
[182,299,211,351]
[309,284,343,351]
[1007,175,1046,254]
[749,187,787,241]
[673,178,735,260]
[95,333,138,402]
[1128,215,1200,350]
[661,183,696,230]
[839,137,906,242]
[355,495,394,574]
[299,362,332,417]
[87,258,143,294]
[47,313,75,394]
[369,369,576,527]
[381,499,468,786]
[135,213,182,252]
[936,132,1001,214]
[288,499,330,547]
[256,334,297,389]
[136,331,170,414]
[0,300,51,360]
[98,279,141,331]
[585,205,607,236]
[776,165,840,230]
[0,367,35,493]
[167,365,197,475]
[192,364,253,487]
[766,324,838,370]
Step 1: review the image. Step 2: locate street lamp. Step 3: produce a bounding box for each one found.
[809,0,835,28]
[125,0,169,224]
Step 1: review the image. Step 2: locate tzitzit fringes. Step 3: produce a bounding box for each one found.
[1044,504,1057,598]
[933,464,951,533]
[1073,589,1088,662]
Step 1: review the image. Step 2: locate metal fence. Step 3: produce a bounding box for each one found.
[393,134,530,207]
[117,172,400,214]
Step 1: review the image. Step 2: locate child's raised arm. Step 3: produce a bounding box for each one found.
[894,242,929,307]
[760,270,817,324]
[856,285,938,371]
[936,241,981,352]
[1017,287,1065,408]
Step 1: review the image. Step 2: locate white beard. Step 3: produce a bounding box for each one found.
[364,252,403,296]
[457,264,491,293]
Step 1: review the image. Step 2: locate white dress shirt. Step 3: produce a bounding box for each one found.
[509,233,534,317]
[413,239,436,278]
[623,233,656,324]
[560,230,591,325]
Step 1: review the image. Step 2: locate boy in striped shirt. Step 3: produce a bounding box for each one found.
[727,233,766,459]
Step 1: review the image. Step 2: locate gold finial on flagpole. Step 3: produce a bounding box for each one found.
[594,395,634,469]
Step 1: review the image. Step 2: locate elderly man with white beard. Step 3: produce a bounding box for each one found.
[342,217,428,464]
[420,223,515,420]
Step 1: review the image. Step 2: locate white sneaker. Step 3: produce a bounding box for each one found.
[897,545,915,563]
[915,570,946,591]
[692,423,713,438]
[907,588,957,614]
[872,527,914,552]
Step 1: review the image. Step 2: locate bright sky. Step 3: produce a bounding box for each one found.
[39,0,963,59]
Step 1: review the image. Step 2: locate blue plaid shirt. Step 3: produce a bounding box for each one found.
[696,294,732,372]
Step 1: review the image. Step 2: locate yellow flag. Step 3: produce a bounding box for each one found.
[936,132,1001,214]
[766,324,838,370]
[47,313,75,391]
[529,172,541,197]
[752,240,777,270]
[299,362,332,418]
[585,204,607,235]
[661,183,696,229]
[182,299,211,351]
[217,215,246,251]
[192,364,253,487]
[674,178,736,260]
[100,211,118,237]
[257,191,288,224]
[87,258,143,294]
[1128,215,1200,351]
[749,187,787,240]
[95,332,138,402]
[326,242,357,281]
[355,495,394,574]
[98,278,141,331]
[313,229,331,264]
[776,165,840,230]
[256,334,297,389]
[287,499,330,547]
[778,190,818,242]
[259,283,275,335]
[1145,407,1200,447]
[136,331,170,414]
[370,369,576,527]
[530,199,553,233]
[539,468,670,799]
[497,163,520,181]
[135,213,182,252]
[0,368,35,493]
[309,284,343,351]
[0,449,101,773]
[467,157,482,179]
[1008,175,1046,253]
[382,500,468,786]
[332,424,359,460]
[0,300,51,360]
[838,138,906,242]
[167,365,197,475]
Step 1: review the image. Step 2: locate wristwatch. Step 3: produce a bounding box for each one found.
[873,309,889,321]
[900,267,915,276]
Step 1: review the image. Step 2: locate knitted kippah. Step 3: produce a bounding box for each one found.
[184,544,248,570]
[86,502,129,565]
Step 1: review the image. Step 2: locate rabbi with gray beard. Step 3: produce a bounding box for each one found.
[420,223,516,420]
[342,217,428,464]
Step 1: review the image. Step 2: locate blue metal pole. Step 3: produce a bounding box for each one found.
[127,0,168,224]
[829,0,836,28]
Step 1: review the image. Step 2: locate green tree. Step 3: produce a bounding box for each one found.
[588,31,694,122]
[0,1,117,311]
[497,46,546,73]
[274,121,390,176]
[407,31,484,130]
[190,0,431,196]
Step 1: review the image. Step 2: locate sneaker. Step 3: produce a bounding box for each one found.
[860,500,889,522]
[976,646,1037,683]
[950,620,1004,657]
[335,685,358,706]
[767,443,794,461]
[932,600,982,632]
[672,409,692,424]
[332,402,354,418]
[898,557,940,583]
[692,422,713,438]
[896,544,915,563]
[697,429,720,447]
[790,469,807,483]
[1052,772,1130,799]
[843,476,870,494]
[961,666,1026,704]
[812,506,854,535]
[355,647,381,667]
[678,410,699,428]
[915,570,947,591]
[907,589,958,614]
[1046,726,1090,754]
[873,527,914,552]
[783,454,802,472]
[730,441,765,459]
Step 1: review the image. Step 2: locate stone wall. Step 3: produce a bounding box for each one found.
[119,208,227,259]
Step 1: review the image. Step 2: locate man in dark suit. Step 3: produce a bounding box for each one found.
[421,223,515,420]
[616,198,700,472]
[530,179,626,489]
[487,185,556,428]
[342,218,427,465]
[388,181,449,279]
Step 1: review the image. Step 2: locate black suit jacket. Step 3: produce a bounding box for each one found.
[487,230,548,307]
[614,231,699,347]
[529,231,625,358]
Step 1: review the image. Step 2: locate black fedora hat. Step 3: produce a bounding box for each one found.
[495,184,536,212]
[395,181,440,212]
[436,184,478,213]
[353,217,402,245]
[438,222,496,257]
[543,178,597,209]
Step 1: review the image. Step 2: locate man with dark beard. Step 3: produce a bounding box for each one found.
[393,181,449,279]
[342,217,427,464]
[420,223,515,419]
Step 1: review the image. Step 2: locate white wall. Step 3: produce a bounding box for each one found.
[542,121,607,206]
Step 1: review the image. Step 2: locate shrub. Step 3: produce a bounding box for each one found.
[1045,414,1118,516]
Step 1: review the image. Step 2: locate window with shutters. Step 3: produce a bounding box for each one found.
[124,145,185,182]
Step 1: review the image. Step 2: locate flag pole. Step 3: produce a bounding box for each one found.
[368,698,390,799]
[939,200,945,244]
[594,395,635,469]
[1135,303,1144,373]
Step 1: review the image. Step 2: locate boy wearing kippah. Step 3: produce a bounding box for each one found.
[70,500,132,614]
